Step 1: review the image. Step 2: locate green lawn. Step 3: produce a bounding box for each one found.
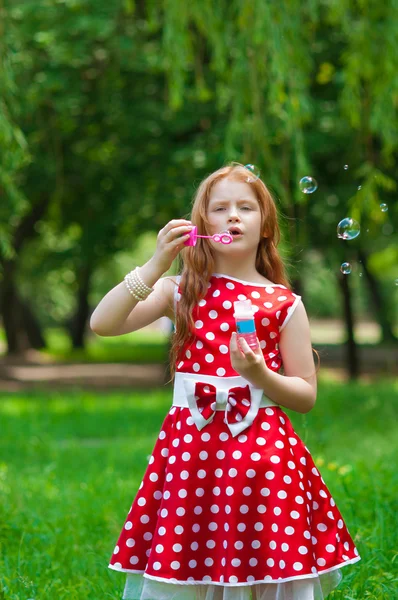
[0,376,397,599]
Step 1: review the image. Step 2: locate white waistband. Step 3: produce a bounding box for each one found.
[173,371,277,410]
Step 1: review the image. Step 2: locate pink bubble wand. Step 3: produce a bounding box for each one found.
[184,226,233,246]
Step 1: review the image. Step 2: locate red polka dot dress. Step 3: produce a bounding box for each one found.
[109,274,360,600]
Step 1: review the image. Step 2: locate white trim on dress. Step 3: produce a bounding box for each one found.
[108,555,361,583]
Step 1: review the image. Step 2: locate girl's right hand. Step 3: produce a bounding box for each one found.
[151,219,193,274]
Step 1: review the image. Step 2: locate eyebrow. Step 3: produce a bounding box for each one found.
[209,198,258,204]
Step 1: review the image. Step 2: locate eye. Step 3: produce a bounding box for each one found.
[241,206,252,210]
[214,207,225,211]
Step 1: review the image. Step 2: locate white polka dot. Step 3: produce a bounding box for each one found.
[205,332,215,340]
[196,340,203,349]
[261,318,270,326]
[265,287,274,294]
[326,544,335,553]
[220,322,230,331]
[265,471,275,480]
[237,294,247,301]
[264,302,273,308]
[261,422,271,431]
[317,558,326,567]
[266,558,274,567]
[177,361,184,369]
[272,523,278,532]
[277,491,287,499]
[223,301,232,309]
[288,437,297,446]
[279,560,285,569]
[251,452,261,461]
[290,511,300,519]
[195,320,203,329]
[265,408,274,416]
[219,345,229,354]
[275,440,284,449]
[298,546,308,554]
[281,543,289,552]
[295,496,304,504]
[217,368,226,376]
[288,461,296,469]
[337,519,344,529]
[317,523,327,532]
[285,526,295,535]
[193,363,200,372]
[251,291,261,299]
[226,282,235,289]
[212,289,221,297]
[283,475,292,484]
[198,299,206,306]
[125,521,133,530]
[209,310,218,319]
[256,437,266,446]
[273,507,282,516]
[277,296,287,301]
[205,354,214,363]
[293,562,303,571]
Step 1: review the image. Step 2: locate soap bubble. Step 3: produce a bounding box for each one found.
[340,262,352,275]
[244,164,260,182]
[299,176,318,194]
[337,217,360,240]
[344,165,349,170]
[380,203,388,212]
[357,186,362,190]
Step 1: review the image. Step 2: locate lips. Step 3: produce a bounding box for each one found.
[228,227,243,236]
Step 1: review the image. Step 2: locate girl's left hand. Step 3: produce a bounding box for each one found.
[230,332,268,387]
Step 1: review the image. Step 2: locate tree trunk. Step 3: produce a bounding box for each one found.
[20,298,46,349]
[337,272,360,379]
[0,262,30,354]
[70,264,93,349]
[358,248,397,344]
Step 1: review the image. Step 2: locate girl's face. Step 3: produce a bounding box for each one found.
[206,178,263,249]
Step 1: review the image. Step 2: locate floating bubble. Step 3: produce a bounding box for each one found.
[244,164,260,182]
[337,217,360,240]
[380,203,388,212]
[359,272,363,277]
[357,186,362,190]
[395,279,398,286]
[344,165,349,170]
[299,176,318,194]
[340,262,352,275]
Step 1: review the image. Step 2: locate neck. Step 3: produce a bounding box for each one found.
[212,253,260,281]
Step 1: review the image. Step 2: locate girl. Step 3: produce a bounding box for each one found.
[90,164,360,600]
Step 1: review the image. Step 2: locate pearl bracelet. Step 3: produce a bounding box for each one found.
[124,267,154,301]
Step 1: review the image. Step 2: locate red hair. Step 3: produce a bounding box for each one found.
[168,164,291,381]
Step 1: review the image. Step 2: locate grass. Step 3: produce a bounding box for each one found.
[0,376,397,599]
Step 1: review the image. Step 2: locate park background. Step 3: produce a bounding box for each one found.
[0,1,397,599]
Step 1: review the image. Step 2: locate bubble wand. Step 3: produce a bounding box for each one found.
[184,226,233,246]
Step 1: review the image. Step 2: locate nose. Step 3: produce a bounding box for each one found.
[227,207,240,222]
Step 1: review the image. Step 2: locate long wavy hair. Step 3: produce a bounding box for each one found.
[167,163,294,381]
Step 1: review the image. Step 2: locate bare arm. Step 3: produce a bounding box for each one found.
[90,219,192,336]
[230,300,317,413]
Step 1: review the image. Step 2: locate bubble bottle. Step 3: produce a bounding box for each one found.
[233,299,258,349]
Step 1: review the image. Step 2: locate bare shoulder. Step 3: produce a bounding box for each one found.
[278,300,317,394]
